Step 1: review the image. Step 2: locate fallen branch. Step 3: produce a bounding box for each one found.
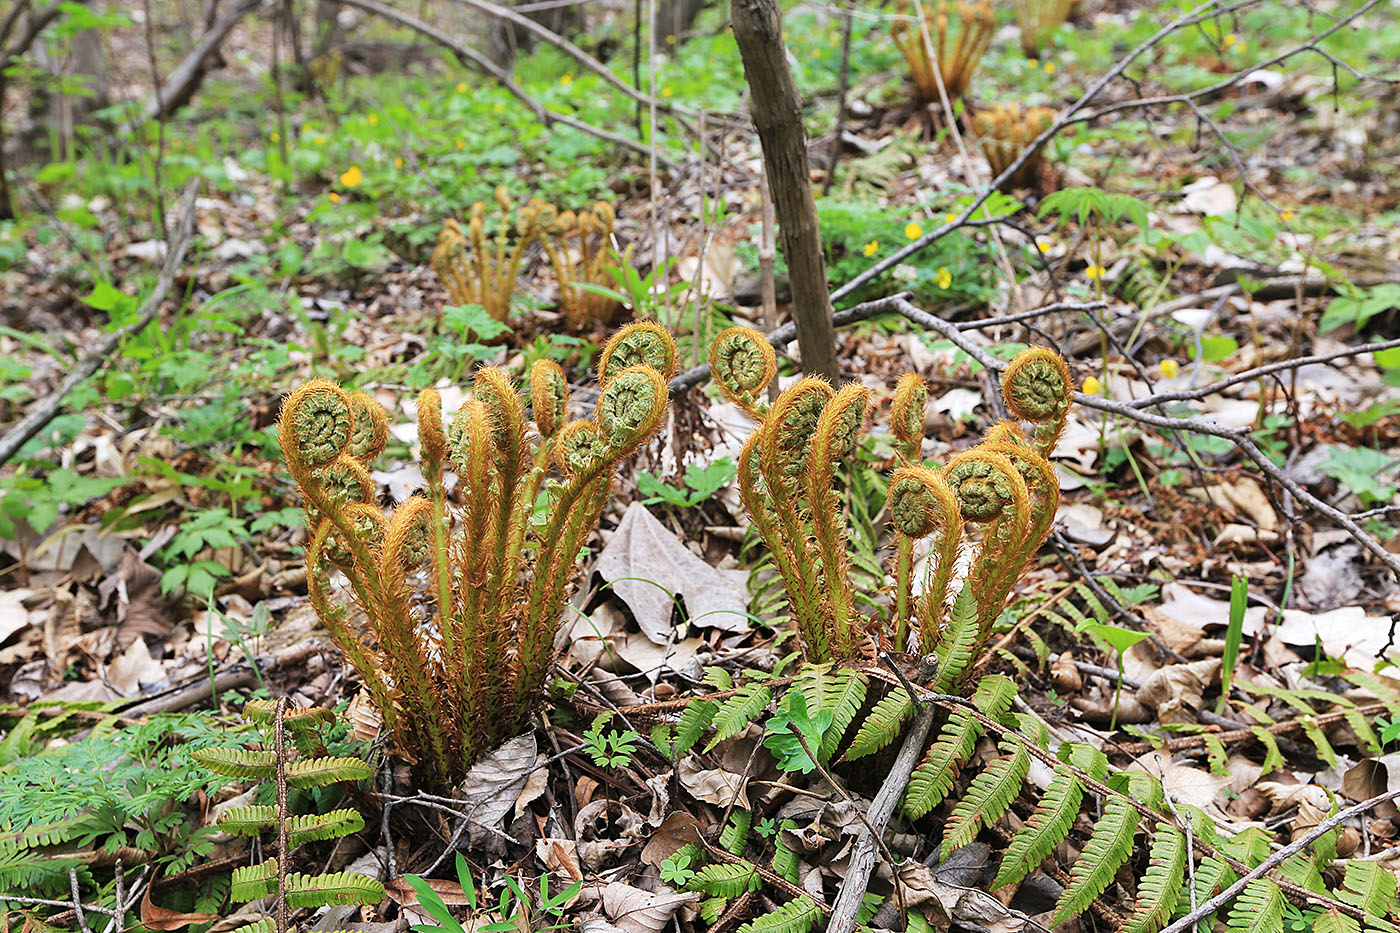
[142,0,260,122]
[0,181,198,467]
[337,0,675,167]
[825,703,937,933]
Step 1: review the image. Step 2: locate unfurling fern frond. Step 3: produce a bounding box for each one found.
[843,688,914,761]
[940,739,1030,858]
[691,861,762,897]
[1052,771,1152,925]
[284,870,386,907]
[738,894,823,933]
[1119,826,1186,933]
[1226,878,1286,933]
[706,684,773,751]
[992,742,1107,889]
[904,674,1017,818]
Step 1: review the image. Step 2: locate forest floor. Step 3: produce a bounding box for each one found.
[1,0,1399,931]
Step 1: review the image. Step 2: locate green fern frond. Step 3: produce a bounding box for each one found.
[288,808,365,846]
[941,740,1030,858]
[706,684,773,751]
[803,666,867,762]
[1052,772,1151,926]
[1310,908,1362,933]
[1298,716,1340,767]
[284,870,386,907]
[1342,708,1383,755]
[932,586,980,691]
[286,755,372,787]
[772,834,799,884]
[720,810,752,856]
[1278,852,1326,894]
[904,674,1018,818]
[667,700,718,758]
[1120,826,1186,933]
[737,895,822,933]
[992,743,1105,889]
[217,805,277,836]
[228,919,275,933]
[690,861,762,897]
[193,747,276,780]
[700,897,728,924]
[1219,826,1272,867]
[231,858,278,902]
[1340,860,1399,918]
[1225,878,1284,933]
[843,688,914,761]
[1342,671,1400,716]
[243,699,335,731]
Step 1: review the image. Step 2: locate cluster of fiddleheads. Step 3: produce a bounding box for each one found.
[280,322,674,786]
[972,101,1057,191]
[430,186,625,327]
[891,0,995,105]
[1013,0,1074,55]
[712,327,1070,675]
[192,699,381,933]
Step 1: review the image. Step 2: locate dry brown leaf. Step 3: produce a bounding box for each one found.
[1133,749,1231,814]
[140,883,220,930]
[1135,658,1221,725]
[639,812,703,868]
[599,882,698,933]
[677,759,749,808]
[106,635,167,696]
[457,734,538,845]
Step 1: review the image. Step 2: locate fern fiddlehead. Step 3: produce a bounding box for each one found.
[887,464,962,654]
[1000,345,1072,459]
[711,325,777,421]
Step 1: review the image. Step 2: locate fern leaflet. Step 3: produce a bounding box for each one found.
[992,743,1106,889]
[737,895,822,933]
[1120,826,1186,933]
[706,685,773,751]
[284,869,386,907]
[843,688,914,761]
[231,858,278,902]
[1225,878,1285,933]
[941,739,1030,858]
[1052,771,1152,926]
[904,674,1018,818]
[691,861,762,897]
[933,585,980,691]
[1311,908,1362,933]
[720,810,752,856]
[286,755,372,787]
[1341,860,1399,919]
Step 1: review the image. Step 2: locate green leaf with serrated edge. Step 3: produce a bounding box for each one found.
[1342,671,1400,716]
[1120,826,1186,933]
[284,870,385,907]
[1341,860,1399,918]
[705,684,772,751]
[1202,733,1229,775]
[1248,726,1284,775]
[1278,852,1326,894]
[231,858,278,903]
[1225,878,1284,933]
[1310,908,1362,933]
[1298,716,1339,767]
[844,688,914,761]
[216,805,277,836]
[288,809,364,846]
[668,700,717,758]
[1342,707,1383,756]
[772,835,799,884]
[286,756,372,787]
[243,698,334,731]
[700,897,728,924]
[193,747,276,780]
[815,667,868,762]
[1052,771,1151,926]
[992,742,1106,889]
[941,740,1030,859]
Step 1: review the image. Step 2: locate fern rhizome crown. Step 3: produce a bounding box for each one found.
[192,698,382,933]
[280,322,675,786]
[670,332,1400,933]
[431,186,624,327]
[710,325,1070,677]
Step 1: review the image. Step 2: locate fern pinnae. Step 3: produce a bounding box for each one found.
[1052,771,1152,926]
[1120,826,1187,933]
[1226,878,1286,933]
[738,894,823,933]
[932,585,981,691]
[940,739,1031,859]
[1340,860,1399,918]
[1311,908,1363,933]
[231,858,278,902]
[668,699,718,758]
[284,869,386,907]
[811,666,868,762]
[843,688,915,761]
[691,861,762,897]
[992,762,1084,889]
[721,810,752,856]
[706,684,773,751]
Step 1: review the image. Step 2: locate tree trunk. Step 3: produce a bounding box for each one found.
[730,0,839,381]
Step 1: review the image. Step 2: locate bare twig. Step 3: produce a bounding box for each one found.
[141,0,259,122]
[0,180,198,466]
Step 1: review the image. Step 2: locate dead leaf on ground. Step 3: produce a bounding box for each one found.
[594,503,751,642]
[1132,749,1231,814]
[456,734,538,845]
[1135,658,1221,725]
[598,882,698,933]
[677,759,749,808]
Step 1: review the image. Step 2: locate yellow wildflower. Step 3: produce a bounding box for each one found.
[314,135,325,146]
[1035,238,1053,254]
[394,157,404,169]
[456,140,465,151]
[1236,41,1247,53]
[905,222,923,240]
[661,86,674,98]
[1223,32,1237,45]
[1028,58,1039,69]
[1280,210,1295,222]
[935,267,952,289]
[1082,376,1102,395]
[456,82,468,93]
[367,113,379,125]
[270,132,280,143]
[1043,61,1056,74]
[666,33,676,44]
[1159,359,1180,379]
[339,166,363,188]
[863,240,879,257]
[1084,264,1106,281]
[328,192,341,203]
[561,73,574,87]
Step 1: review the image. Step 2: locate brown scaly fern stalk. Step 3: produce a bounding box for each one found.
[280,322,675,787]
[711,328,1072,678]
[430,187,550,322]
[891,0,995,105]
